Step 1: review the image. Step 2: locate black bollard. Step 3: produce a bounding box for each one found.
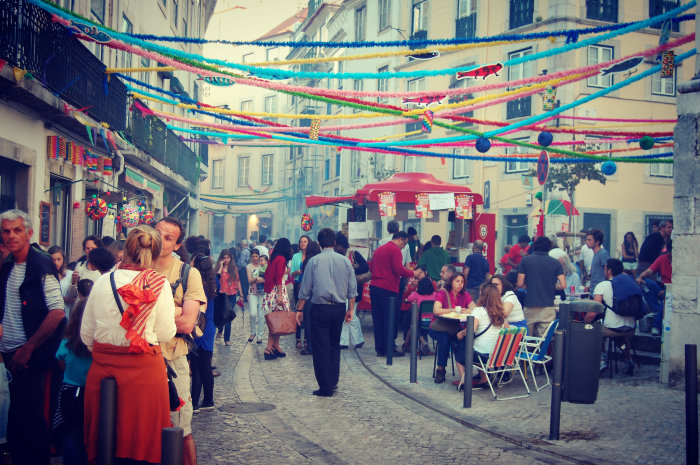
[98,377,117,465]
[686,344,698,465]
[161,427,184,465]
[410,301,419,383]
[549,331,565,440]
[387,295,396,365]
[463,315,474,408]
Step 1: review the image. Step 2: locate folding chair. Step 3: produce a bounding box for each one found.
[516,319,558,391]
[460,327,530,401]
[418,300,435,360]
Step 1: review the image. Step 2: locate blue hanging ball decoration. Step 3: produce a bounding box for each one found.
[538,131,553,147]
[475,137,491,153]
[639,135,655,150]
[601,160,617,176]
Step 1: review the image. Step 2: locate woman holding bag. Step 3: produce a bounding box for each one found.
[262,238,294,360]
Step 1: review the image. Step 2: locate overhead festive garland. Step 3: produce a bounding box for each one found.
[41,0,695,80]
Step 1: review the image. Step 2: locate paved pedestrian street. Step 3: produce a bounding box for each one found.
[191,315,686,465]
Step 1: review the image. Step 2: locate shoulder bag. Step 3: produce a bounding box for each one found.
[428,290,460,336]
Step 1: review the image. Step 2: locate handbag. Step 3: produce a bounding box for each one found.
[429,290,460,335]
[264,307,298,336]
[349,251,371,284]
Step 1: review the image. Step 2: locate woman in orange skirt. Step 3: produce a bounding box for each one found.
[81,226,176,464]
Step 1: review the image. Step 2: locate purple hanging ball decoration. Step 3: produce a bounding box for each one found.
[538,131,553,147]
[639,136,655,150]
[475,137,491,153]
[601,160,617,176]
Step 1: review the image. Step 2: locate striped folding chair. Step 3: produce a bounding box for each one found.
[463,327,530,401]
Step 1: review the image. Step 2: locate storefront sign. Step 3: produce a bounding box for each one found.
[414,193,433,218]
[454,194,473,220]
[378,192,396,217]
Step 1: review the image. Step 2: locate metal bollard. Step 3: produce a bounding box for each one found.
[387,295,396,365]
[463,315,474,408]
[686,344,698,465]
[97,377,117,465]
[549,331,565,440]
[161,427,184,465]
[409,301,419,383]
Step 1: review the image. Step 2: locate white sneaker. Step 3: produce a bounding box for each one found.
[651,327,661,336]
[600,360,608,371]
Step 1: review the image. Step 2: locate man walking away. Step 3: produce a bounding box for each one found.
[237,240,250,302]
[517,236,566,337]
[296,228,357,397]
[463,240,491,301]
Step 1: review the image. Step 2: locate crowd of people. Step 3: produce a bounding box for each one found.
[0,207,673,464]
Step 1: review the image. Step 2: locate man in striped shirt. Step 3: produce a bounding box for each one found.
[0,209,65,465]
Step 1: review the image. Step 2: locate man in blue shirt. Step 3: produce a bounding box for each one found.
[463,240,491,301]
[296,228,358,397]
[587,229,610,294]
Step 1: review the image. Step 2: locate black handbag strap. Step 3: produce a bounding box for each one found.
[475,322,491,339]
[110,271,125,315]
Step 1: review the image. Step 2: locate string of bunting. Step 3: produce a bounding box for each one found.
[40,0,695,81]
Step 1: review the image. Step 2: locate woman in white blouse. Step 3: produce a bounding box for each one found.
[488,274,527,331]
[81,226,176,465]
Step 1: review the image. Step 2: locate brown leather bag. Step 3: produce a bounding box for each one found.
[264,309,298,336]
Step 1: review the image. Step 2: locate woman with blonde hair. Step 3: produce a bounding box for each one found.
[81,225,176,464]
[454,283,506,390]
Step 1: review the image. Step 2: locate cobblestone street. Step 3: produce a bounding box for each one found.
[190,313,686,465]
[193,315,565,465]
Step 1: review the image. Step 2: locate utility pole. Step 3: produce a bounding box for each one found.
[669,7,700,382]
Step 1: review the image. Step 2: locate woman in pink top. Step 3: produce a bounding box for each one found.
[406,276,438,355]
[428,273,475,384]
[216,249,242,346]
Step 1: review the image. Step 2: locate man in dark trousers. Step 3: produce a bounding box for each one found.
[463,240,491,301]
[369,231,417,357]
[0,210,66,465]
[296,228,357,397]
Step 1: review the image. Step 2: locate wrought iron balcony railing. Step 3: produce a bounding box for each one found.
[0,0,127,131]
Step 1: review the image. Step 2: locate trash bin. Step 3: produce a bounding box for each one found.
[559,300,604,404]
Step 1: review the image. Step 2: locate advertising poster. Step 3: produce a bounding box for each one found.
[414,193,433,218]
[378,191,396,217]
[454,194,473,220]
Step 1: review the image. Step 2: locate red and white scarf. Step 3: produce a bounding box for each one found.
[117,269,167,353]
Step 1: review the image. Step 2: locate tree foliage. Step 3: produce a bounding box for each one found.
[530,163,607,203]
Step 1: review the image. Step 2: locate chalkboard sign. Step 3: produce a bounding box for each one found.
[39,201,51,246]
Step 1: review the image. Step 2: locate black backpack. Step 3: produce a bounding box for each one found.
[605,274,646,319]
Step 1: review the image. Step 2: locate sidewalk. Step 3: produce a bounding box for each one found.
[352,314,686,465]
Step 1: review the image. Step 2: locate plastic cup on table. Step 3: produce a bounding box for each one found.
[455,306,461,315]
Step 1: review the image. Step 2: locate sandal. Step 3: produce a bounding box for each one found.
[296,338,303,350]
[248,335,255,343]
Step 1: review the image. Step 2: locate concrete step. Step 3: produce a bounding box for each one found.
[633,331,662,353]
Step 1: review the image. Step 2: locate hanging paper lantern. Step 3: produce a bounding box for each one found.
[538,131,553,147]
[140,209,154,224]
[309,120,320,140]
[661,50,675,78]
[301,213,313,232]
[85,198,107,220]
[475,137,491,153]
[601,160,617,176]
[421,109,434,133]
[542,85,557,111]
[639,136,655,150]
[120,205,140,228]
[73,201,81,209]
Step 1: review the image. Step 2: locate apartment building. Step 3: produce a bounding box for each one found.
[0,0,215,259]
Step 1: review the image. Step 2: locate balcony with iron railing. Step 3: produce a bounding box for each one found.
[127,103,199,186]
[0,0,127,131]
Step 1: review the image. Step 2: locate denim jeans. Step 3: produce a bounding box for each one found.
[642,279,664,330]
[340,301,364,346]
[428,328,455,368]
[190,348,214,407]
[248,292,265,338]
[370,286,400,355]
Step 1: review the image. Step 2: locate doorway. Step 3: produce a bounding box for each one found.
[504,214,529,246]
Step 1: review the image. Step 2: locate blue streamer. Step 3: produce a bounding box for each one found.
[31,0,694,80]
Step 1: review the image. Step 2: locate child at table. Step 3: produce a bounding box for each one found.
[406,276,438,355]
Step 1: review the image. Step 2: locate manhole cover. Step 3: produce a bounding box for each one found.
[217,402,276,414]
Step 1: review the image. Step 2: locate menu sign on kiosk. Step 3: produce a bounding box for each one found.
[39,201,51,247]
